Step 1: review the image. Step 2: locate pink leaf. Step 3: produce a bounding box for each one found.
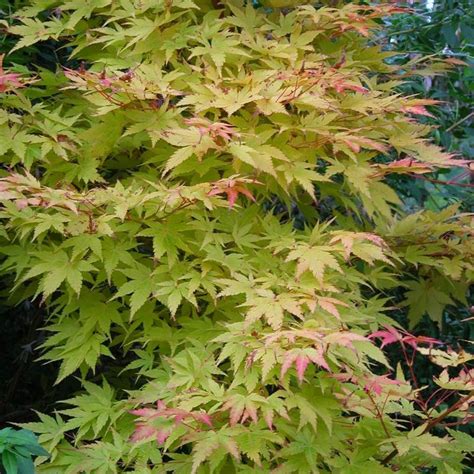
[194,412,213,427]
[156,429,171,445]
[317,298,341,319]
[246,405,259,424]
[174,413,187,424]
[355,137,389,153]
[280,352,298,379]
[207,188,222,197]
[369,326,400,348]
[0,72,24,92]
[264,410,274,430]
[325,331,367,349]
[99,77,113,87]
[224,438,241,462]
[130,424,157,443]
[15,199,29,209]
[307,347,330,372]
[229,404,244,426]
[129,408,159,418]
[227,188,239,208]
[360,232,386,247]
[157,400,167,410]
[240,410,250,424]
[295,355,310,383]
[364,374,401,396]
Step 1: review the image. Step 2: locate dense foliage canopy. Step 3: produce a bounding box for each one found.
[0,1,472,473]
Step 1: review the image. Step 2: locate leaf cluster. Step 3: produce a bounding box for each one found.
[0,428,49,474]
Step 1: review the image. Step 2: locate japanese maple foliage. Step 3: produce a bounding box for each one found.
[0,0,472,473]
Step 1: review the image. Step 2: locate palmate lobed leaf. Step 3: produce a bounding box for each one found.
[0,0,472,473]
[0,428,49,474]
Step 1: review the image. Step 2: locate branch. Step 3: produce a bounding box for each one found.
[424,390,474,432]
[382,390,474,466]
[409,173,474,188]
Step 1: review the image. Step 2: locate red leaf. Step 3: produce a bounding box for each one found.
[233,185,256,202]
[184,117,240,143]
[370,325,442,350]
[369,326,401,348]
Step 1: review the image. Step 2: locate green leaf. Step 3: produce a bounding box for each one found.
[1,450,18,474]
[163,146,195,176]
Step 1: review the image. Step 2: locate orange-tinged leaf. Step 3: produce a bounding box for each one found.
[317,296,347,319]
[372,158,436,177]
[444,57,468,66]
[402,105,435,118]
[208,177,257,208]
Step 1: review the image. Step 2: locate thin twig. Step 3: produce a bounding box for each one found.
[409,174,474,188]
[446,111,474,133]
[382,390,474,466]
[366,391,399,457]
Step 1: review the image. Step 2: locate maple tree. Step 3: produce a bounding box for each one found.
[0,0,472,472]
